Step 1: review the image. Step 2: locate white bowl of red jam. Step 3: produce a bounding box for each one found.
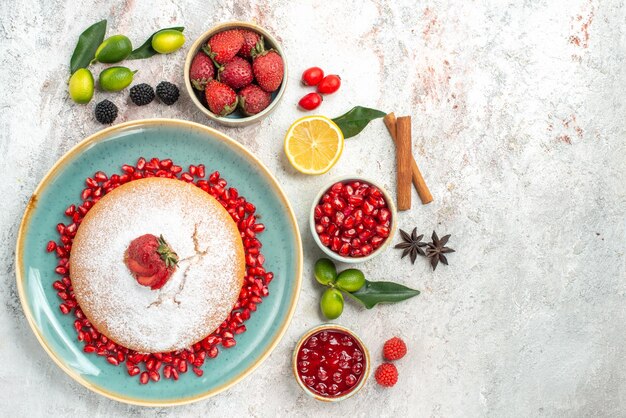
[292,324,370,402]
[310,176,397,264]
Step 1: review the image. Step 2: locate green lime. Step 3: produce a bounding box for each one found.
[314,258,337,286]
[151,29,185,54]
[99,66,137,92]
[336,268,366,293]
[320,287,344,320]
[95,35,133,63]
[68,68,94,104]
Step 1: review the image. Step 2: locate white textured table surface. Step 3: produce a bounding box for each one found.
[1,0,625,416]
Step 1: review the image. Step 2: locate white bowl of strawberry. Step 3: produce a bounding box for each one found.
[310,177,397,263]
[184,21,287,127]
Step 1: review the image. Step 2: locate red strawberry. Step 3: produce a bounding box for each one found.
[203,29,244,64]
[218,56,253,90]
[252,49,284,92]
[238,84,271,115]
[189,51,215,91]
[205,80,238,116]
[238,30,262,59]
[125,234,178,290]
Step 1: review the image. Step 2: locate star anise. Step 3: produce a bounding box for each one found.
[394,228,427,264]
[425,231,455,271]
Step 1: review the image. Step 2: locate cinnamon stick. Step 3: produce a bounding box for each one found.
[384,112,433,205]
[395,116,412,211]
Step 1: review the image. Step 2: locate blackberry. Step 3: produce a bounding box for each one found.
[129,83,155,106]
[156,81,179,105]
[94,100,118,124]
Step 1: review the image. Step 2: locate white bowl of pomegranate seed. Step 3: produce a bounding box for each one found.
[184,21,287,127]
[310,176,397,263]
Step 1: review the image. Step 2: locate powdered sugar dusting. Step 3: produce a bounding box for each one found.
[70,178,244,353]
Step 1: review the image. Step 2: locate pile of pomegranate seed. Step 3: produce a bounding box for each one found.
[47,157,272,384]
[313,180,392,258]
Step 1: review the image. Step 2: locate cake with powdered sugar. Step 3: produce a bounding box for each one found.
[70,177,245,353]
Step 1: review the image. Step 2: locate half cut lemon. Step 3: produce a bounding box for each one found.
[284,116,344,175]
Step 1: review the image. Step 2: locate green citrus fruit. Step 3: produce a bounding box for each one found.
[320,287,344,320]
[151,29,185,54]
[336,268,366,293]
[99,66,137,92]
[314,258,337,286]
[95,35,133,63]
[68,68,94,104]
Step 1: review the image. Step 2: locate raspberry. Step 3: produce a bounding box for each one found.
[383,337,407,361]
[94,99,118,124]
[374,363,398,387]
[129,83,155,106]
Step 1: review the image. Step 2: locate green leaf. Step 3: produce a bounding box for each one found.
[332,106,386,139]
[70,20,107,74]
[345,280,420,309]
[127,27,184,60]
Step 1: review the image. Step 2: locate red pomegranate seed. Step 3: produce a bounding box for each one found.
[65,205,76,216]
[371,236,384,248]
[85,177,98,189]
[193,367,203,376]
[140,372,149,384]
[121,164,134,174]
[181,173,193,182]
[106,356,119,366]
[149,370,160,382]
[222,338,236,348]
[46,241,57,252]
[94,171,108,182]
[375,225,390,238]
[128,367,140,376]
[159,159,172,169]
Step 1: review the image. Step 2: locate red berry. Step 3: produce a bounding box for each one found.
[317,74,341,94]
[374,363,398,387]
[298,92,323,111]
[252,50,284,92]
[383,337,407,361]
[205,80,238,116]
[189,51,215,91]
[238,29,262,59]
[204,29,244,64]
[238,84,271,115]
[301,66,324,86]
[218,56,254,90]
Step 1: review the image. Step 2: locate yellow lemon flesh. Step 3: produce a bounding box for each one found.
[284,116,344,175]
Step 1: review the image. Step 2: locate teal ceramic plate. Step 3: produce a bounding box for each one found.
[16,119,302,406]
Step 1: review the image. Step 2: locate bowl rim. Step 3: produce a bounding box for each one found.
[15,118,303,406]
[309,175,397,264]
[183,21,288,126]
[292,324,370,402]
